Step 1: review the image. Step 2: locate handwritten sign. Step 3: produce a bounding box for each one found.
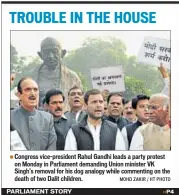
[11,130,27,150]
[90,66,125,92]
[137,36,170,69]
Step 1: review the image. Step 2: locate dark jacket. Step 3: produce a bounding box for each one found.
[71,114,118,150]
[54,116,72,150]
[106,115,132,130]
[125,120,143,148]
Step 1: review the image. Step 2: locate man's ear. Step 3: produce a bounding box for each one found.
[61,49,66,58]
[17,92,21,99]
[134,109,137,115]
[37,51,42,59]
[163,105,168,112]
[46,104,50,110]
[84,103,88,110]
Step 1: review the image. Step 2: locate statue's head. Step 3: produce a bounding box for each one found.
[38,37,66,70]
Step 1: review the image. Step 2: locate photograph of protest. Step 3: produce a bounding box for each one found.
[10,30,171,151]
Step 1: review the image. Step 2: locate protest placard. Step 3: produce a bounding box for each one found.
[138,36,170,69]
[90,66,125,92]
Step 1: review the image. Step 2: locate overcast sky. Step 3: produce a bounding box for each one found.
[11,30,170,57]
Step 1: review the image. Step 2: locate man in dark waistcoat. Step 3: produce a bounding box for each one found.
[64,89,125,150]
[45,89,73,150]
[106,92,131,130]
[121,94,150,149]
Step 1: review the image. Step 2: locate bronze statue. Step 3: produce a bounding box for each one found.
[32,37,82,108]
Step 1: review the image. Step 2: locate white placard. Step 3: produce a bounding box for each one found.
[10,130,26,150]
[137,36,170,69]
[90,66,125,92]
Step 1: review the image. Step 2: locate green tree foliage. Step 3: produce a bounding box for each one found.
[64,37,128,87]
[124,56,164,94]
[10,44,18,71]
[10,44,28,74]
[76,72,89,92]
[11,37,165,97]
[13,56,41,86]
[64,37,165,96]
[124,76,151,100]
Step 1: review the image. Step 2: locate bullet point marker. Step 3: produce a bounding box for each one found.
[10,155,13,159]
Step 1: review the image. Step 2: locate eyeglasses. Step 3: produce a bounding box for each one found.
[69,92,83,96]
[148,105,161,111]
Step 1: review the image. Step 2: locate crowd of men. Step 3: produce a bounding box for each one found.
[10,62,170,151]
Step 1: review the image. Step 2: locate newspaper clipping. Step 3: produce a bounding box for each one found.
[1,1,179,195]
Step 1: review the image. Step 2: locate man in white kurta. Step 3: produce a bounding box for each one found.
[130,93,170,151]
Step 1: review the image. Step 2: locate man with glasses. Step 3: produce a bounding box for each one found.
[130,93,170,151]
[11,77,57,150]
[121,94,150,150]
[122,99,137,123]
[65,85,86,124]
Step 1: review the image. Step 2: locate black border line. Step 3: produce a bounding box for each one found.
[0,0,173,191]
[1,1,3,192]
[1,1,179,4]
